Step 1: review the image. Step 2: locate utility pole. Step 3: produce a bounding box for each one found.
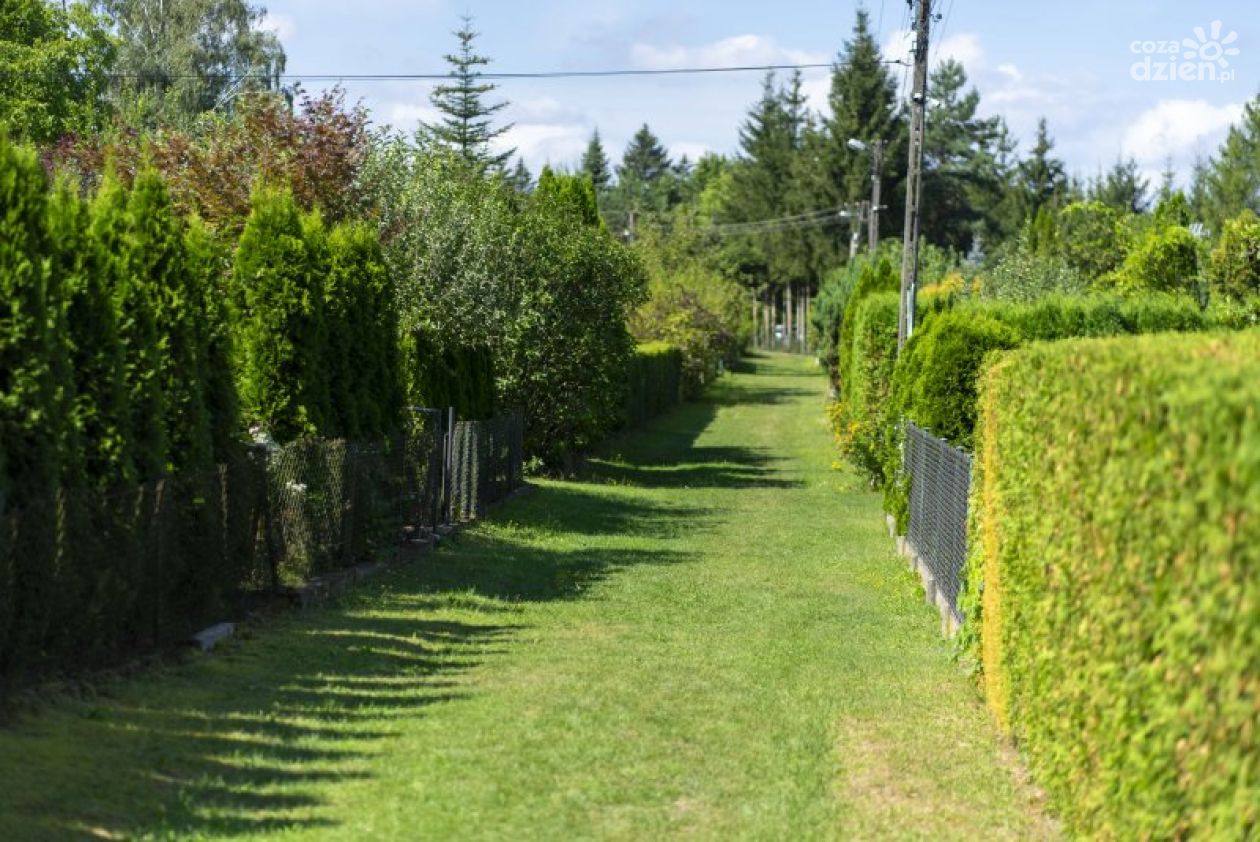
[898,0,931,351]
[869,141,884,252]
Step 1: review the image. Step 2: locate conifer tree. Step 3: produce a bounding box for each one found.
[232,185,327,441]
[1016,118,1068,221]
[1089,157,1151,214]
[48,177,131,488]
[425,16,514,172]
[0,138,59,507]
[581,129,612,193]
[615,123,673,214]
[184,215,240,462]
[1197,95,1260,231]
[506,157,533,193]
[91,171,168,481]
[128,170,213,474]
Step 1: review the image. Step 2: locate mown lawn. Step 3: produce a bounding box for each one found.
[0,353,1055,840]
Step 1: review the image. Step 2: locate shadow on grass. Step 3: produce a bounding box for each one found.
[0,364,738,840]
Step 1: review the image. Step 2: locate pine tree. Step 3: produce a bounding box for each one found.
[128,170,213,474]
[1016,118,1068,221]
[91,171,167,481]
[1199,95,1260,231]
[581,129,612,192]
[232,185,327,441]
[425,16,514,172]
[920,59,1008,254]
[48,177,131,488]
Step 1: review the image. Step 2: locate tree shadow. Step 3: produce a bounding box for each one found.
[0,374,729,839]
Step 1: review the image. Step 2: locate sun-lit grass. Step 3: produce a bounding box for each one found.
[0,353,1054,840]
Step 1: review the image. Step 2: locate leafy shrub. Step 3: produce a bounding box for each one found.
[624,342,682,428]
[402,329,496,421]
[964,331,1260,837]
[979,244,1087,302]
[1206,209,1260,302]
[1056,200,1128,278]
[1106,224,1201,294]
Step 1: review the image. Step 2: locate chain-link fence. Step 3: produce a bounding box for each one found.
[904,422,971,625]
[0,407,524,681]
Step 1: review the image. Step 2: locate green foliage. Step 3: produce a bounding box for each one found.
[128,171,213,474]
[833,292,899,485]
[96,0,285,128]
[91,170,167,480]
[1055,200,1128,278]
[623,342,682,428]
[1105,223,1202,294]
[402,329,495,420]
[535,168,602,228]
[836,255,898,402]
[48,176,131,488]
[184,215,240,462]
[0,0,115,143]
[966,331,1260,837]
[1206,209,1260,302]
[231,185,328,441]
[423,15,513,171]
[581,129,612,193]
[370,144,647,465]
[980,242,1087,302]
[325,221,401,437]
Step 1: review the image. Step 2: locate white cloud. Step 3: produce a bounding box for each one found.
[629,34,826,70]
[493,123,590,172]
[386,101,441,128]
[670,141,712,163]
[1121,99,1244,181]
[258,12,296,42]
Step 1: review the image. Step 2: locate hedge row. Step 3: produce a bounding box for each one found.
[623,341,683,428]
[964,331,1259,838]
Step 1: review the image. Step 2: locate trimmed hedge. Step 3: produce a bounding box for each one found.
[624,341,682,428]
[833,292,899,484]
[402,328,496,420]
[965,330,1260,838]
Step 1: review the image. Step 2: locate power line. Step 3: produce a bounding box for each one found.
[0,59,912,84]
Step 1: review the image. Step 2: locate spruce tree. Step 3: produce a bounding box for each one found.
[48,177,131,488]
[1090,157,1151,214]
[581,129,612,193]
[1016,118,1068,220]
[128,170,213,474]
[616,123,672,213]
[506,157,533,193]
[232,185,327,441]
[425,16,514,172]
[91,171,167,481]
[823,10,904,219]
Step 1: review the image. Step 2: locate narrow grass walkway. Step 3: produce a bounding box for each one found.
[0,353,1053,840]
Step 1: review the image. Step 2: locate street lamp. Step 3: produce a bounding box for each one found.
[847,137,885,252]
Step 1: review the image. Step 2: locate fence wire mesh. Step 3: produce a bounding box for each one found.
[0,407,524,680]
[904,422,972,621]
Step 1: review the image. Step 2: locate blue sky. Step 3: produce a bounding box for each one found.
[259,0,1258,187]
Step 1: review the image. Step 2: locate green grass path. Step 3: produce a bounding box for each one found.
[0,353,1054,840]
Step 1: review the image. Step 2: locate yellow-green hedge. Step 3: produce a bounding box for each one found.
[966,330,1260,837]
[623,342,682,428]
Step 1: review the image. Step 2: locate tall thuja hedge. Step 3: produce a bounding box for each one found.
[92,172,166,480]
[403,328,495,420]
[184,215,241,462]
[232,186,330,441]
[0,137,62,664]
[48,179,132,488]
[325,221,401,437]
[128,171,213,475]
[623,342,682,428]
[964,332,1259,837]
